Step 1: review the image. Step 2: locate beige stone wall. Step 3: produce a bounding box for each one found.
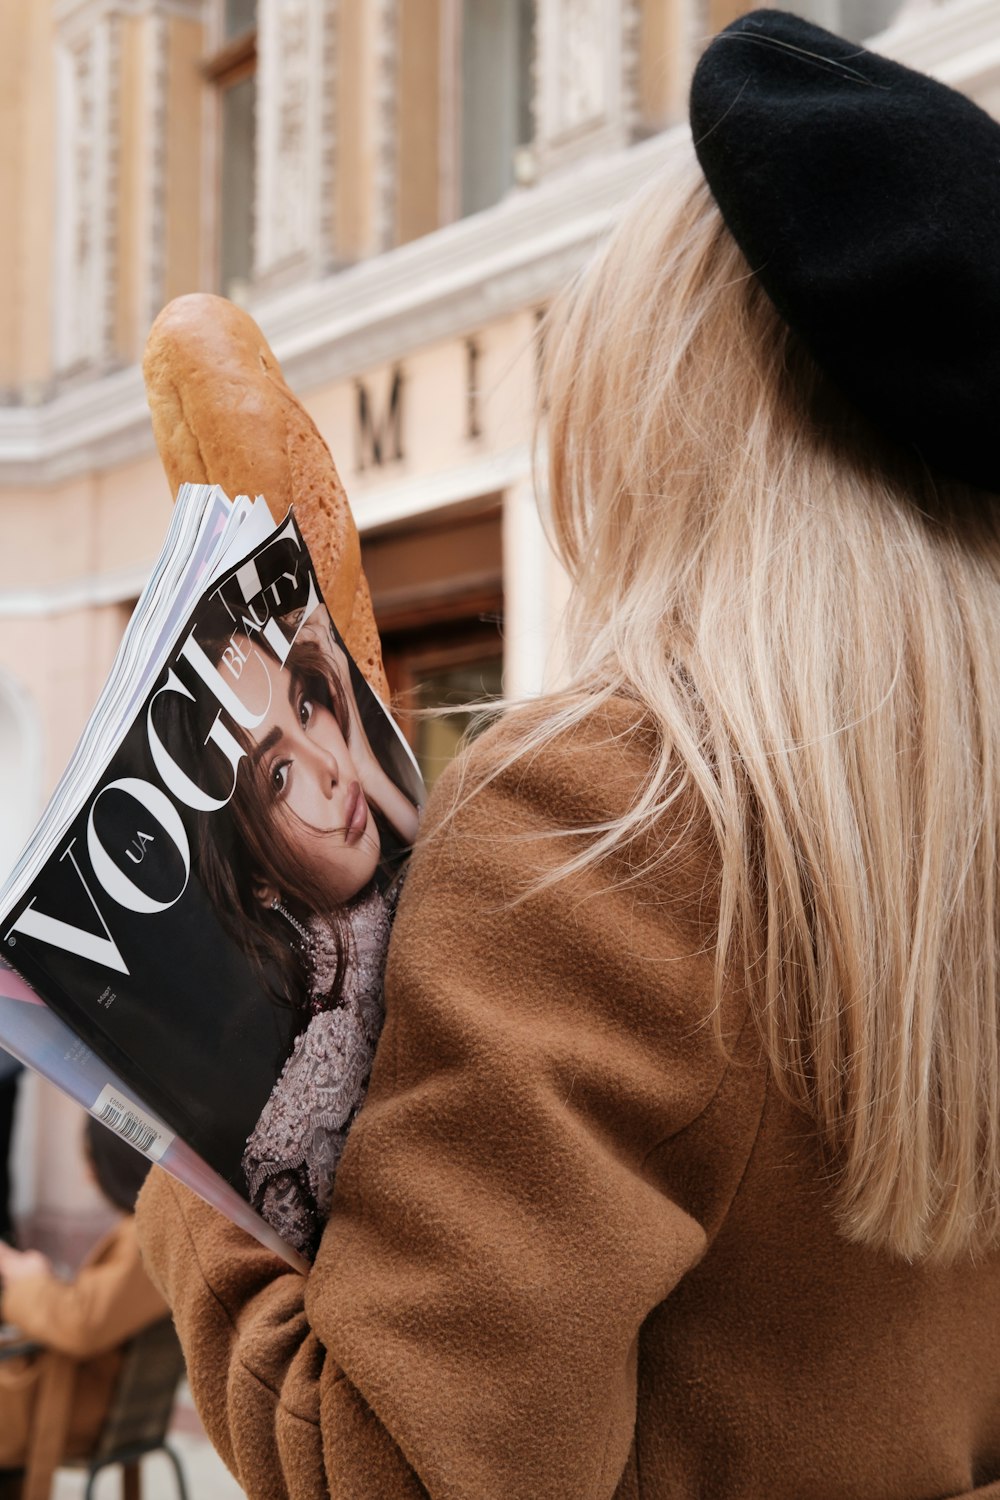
[0,2,28,394]
[164,15,206,305]
[0,598,150,806]
[709,0,757,32]
[1,457,170,591]
[397,0,443,245]
[0,452,170,806]
[0,0,55,395]
[304,310,539,512]
[638,0,689,131]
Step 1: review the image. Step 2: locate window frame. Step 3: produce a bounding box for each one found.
[201,4,259,299]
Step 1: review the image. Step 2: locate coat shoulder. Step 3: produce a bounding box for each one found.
[411,691,723,964]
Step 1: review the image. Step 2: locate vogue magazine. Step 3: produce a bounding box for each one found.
[0,485,424,1269]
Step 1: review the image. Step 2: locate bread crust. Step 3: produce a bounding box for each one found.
[143,292,388,700]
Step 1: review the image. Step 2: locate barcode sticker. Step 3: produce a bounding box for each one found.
[91,1086,173,1162]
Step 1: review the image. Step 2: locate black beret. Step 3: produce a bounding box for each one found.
[689,9,1000,494]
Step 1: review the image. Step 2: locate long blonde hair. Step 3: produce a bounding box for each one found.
[522,140,1000,1263]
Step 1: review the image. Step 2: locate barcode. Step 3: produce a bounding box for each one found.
[98,1098,156,1152]
[91,1086,172,1162]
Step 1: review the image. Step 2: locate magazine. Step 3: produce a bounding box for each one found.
[0,484,424,1270]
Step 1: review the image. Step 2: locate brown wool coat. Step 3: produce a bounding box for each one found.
[136,700,1000,1500]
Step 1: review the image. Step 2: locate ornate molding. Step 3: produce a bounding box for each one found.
[53,1,185,376]
[621,0,641,142]
[554,0,606,139]
[0,126,688,485]
[53,0,206,39]
[318,0,338,272]
[372,0,400,254]
[535,0,642,174]
[105,14,123,367]
[142,9,171,331]
[256,0,339,287]
[53,13,122,377]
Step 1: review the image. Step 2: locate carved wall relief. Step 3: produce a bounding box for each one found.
[256,0,338,285]
[536,0,640,173]
[54,16,121,375]
[372,0,401,255]
[557,0,607,135]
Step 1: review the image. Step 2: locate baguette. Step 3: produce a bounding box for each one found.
[143,293,388,701]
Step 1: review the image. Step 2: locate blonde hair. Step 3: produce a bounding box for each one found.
[520,140,1000,1263]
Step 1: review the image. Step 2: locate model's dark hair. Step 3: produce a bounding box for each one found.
[202,633,353,1015]
[84,1117,152,1215]
[183,621,395,1022]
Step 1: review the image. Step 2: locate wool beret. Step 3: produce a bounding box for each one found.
[689,8,1000,494]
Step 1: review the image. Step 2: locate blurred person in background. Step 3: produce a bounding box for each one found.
[0,1118,166,1487]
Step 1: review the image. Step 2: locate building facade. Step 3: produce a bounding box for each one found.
[0,0,995,1259]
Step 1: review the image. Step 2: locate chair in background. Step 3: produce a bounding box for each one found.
[0,1316,189,1500]
[75,1317,190,1500]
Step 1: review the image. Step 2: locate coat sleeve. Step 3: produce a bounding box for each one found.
[1,1217,168,1359]
[137,701,751,1500]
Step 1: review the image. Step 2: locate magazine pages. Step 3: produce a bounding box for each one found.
[0,485,424,1269]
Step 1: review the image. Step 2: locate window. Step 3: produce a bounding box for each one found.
[452,0,535,219]
[205,2,258,299]
[386,627,504,790]
[225,0,257,33]
[362,507,505,790]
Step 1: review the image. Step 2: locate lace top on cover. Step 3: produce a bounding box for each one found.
[241,884,392,1259]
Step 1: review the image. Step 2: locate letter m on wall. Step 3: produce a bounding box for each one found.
[355,366,404,472]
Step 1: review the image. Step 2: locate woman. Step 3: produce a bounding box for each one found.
[0,1120,167,1487]
[197,603,421,1257]
[137,13,1000,1499]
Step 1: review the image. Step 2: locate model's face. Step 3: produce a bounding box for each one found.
[249,648,380,905]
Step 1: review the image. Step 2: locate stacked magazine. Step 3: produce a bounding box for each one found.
[0,485,424,1269]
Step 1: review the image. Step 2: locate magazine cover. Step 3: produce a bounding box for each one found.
[0,957,309,1266]
[1,509,424,1262]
